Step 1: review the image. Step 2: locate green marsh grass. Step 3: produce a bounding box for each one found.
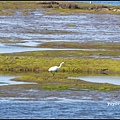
[0,49,120,73]
[0,48,120,91]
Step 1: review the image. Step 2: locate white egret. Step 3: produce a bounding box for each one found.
[48,62,64,76]
[90,1,92,4]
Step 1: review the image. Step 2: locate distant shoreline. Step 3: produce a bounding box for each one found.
[0,1,120,15]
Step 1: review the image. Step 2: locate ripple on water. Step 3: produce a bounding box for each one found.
[0,96,120,119]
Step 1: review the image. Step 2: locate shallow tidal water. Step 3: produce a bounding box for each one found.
[0,9,120,49]
[0,75,37,86]
[0,90,120,119]
[0,97,120,119]
[0,75,120,119]
[68,76,120,85]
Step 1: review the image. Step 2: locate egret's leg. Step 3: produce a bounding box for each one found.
[51,71,55,76]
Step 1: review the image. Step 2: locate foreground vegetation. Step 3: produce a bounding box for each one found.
[12,72,120,91]
[0,1,120,15]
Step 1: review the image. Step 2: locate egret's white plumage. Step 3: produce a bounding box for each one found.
[48,62,64,76]
[90,1,92,4]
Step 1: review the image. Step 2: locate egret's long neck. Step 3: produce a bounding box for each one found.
[58,63,63,68]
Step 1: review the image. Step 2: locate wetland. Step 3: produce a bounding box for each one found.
[0,1,120,119]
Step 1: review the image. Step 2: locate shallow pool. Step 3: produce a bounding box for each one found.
[68,76,120,85]
[0,75,37,86]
